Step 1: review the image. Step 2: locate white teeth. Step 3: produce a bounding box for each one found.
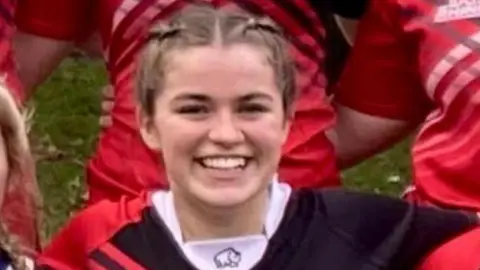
[201,157,246,169]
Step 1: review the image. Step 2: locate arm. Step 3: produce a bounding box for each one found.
[327,0,431,168]
[327,106,413,169]
[13,0,95,101]
[13,33,73,97]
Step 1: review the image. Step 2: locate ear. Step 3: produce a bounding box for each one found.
[137,107,162,151]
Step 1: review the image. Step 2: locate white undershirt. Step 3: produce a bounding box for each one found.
[152,177,292,270]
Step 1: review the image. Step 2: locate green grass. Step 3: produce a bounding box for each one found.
[31,59,106,240]
[32,58,411,242]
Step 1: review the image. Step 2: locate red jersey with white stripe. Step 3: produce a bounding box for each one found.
[336,0,480,210]
[16,0,338,204]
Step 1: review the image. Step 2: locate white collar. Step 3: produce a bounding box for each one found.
[152,176,292,270]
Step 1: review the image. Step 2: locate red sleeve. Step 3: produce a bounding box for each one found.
[335,0,431,122]
[36,195,146,269]
[36,202,111,269]
[15,0,96,41]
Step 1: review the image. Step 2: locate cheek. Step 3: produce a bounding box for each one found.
[154,115,205,161]
[244,115,288,152]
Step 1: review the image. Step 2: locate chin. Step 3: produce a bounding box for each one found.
[196,185,258,208]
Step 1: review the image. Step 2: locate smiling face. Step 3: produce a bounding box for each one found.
[140,44,290,208]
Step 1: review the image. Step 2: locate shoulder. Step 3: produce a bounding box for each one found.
[54,194,148,247]
[37,194,149,269]
[318,189,413,241]
[296,188,409,217]
[291,188,412,231]
[295,188,412,246]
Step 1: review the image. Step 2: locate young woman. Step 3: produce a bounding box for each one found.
[0,84,38,269]
[36,6,479,270]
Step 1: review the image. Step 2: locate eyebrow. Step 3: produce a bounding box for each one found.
[239,93,273,102]
[173,93,210,102]
[173,92,273,102]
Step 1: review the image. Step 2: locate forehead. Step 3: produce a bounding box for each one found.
[162,44,276,96]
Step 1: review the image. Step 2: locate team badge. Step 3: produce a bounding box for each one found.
[434,0,480,22]
[213,247,242,268]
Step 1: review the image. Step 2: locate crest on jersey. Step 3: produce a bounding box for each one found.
[213,247,242,268]
[434,0,480,22]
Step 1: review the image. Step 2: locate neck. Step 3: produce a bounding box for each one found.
[173,189,269,242]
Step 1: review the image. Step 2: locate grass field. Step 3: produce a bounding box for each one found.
[32,58,412,241]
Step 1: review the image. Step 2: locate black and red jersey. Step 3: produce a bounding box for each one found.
[36,188,478,270]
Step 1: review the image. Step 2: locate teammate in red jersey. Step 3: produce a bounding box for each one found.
[330,0,480,268]
[0,0,40,256]
[13,0,358,205]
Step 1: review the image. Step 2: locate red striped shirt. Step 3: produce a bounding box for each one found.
[337,0,480,210]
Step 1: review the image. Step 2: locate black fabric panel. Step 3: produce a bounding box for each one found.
[90,250,125,270]
[308,1,354,95]
[320,188,478,268]
[109,207,192,270]
[323,0,369,19]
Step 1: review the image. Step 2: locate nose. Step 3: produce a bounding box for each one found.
[208,112,245,147]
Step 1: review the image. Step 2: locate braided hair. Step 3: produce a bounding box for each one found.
[136,4,296,117]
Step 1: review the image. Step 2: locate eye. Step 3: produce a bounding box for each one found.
[175,104,209,114]
[238,103,270,114]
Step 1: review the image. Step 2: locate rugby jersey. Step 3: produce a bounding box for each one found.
[36,188,478,269]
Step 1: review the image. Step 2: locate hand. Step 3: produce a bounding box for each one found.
[99,85,114,128]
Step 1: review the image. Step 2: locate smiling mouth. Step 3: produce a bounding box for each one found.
[195,156,251,170]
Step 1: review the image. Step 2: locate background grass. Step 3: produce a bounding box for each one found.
[31,58,411,242]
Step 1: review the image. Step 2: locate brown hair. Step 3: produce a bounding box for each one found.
[136,4,296,117]
[0,84,41,269]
